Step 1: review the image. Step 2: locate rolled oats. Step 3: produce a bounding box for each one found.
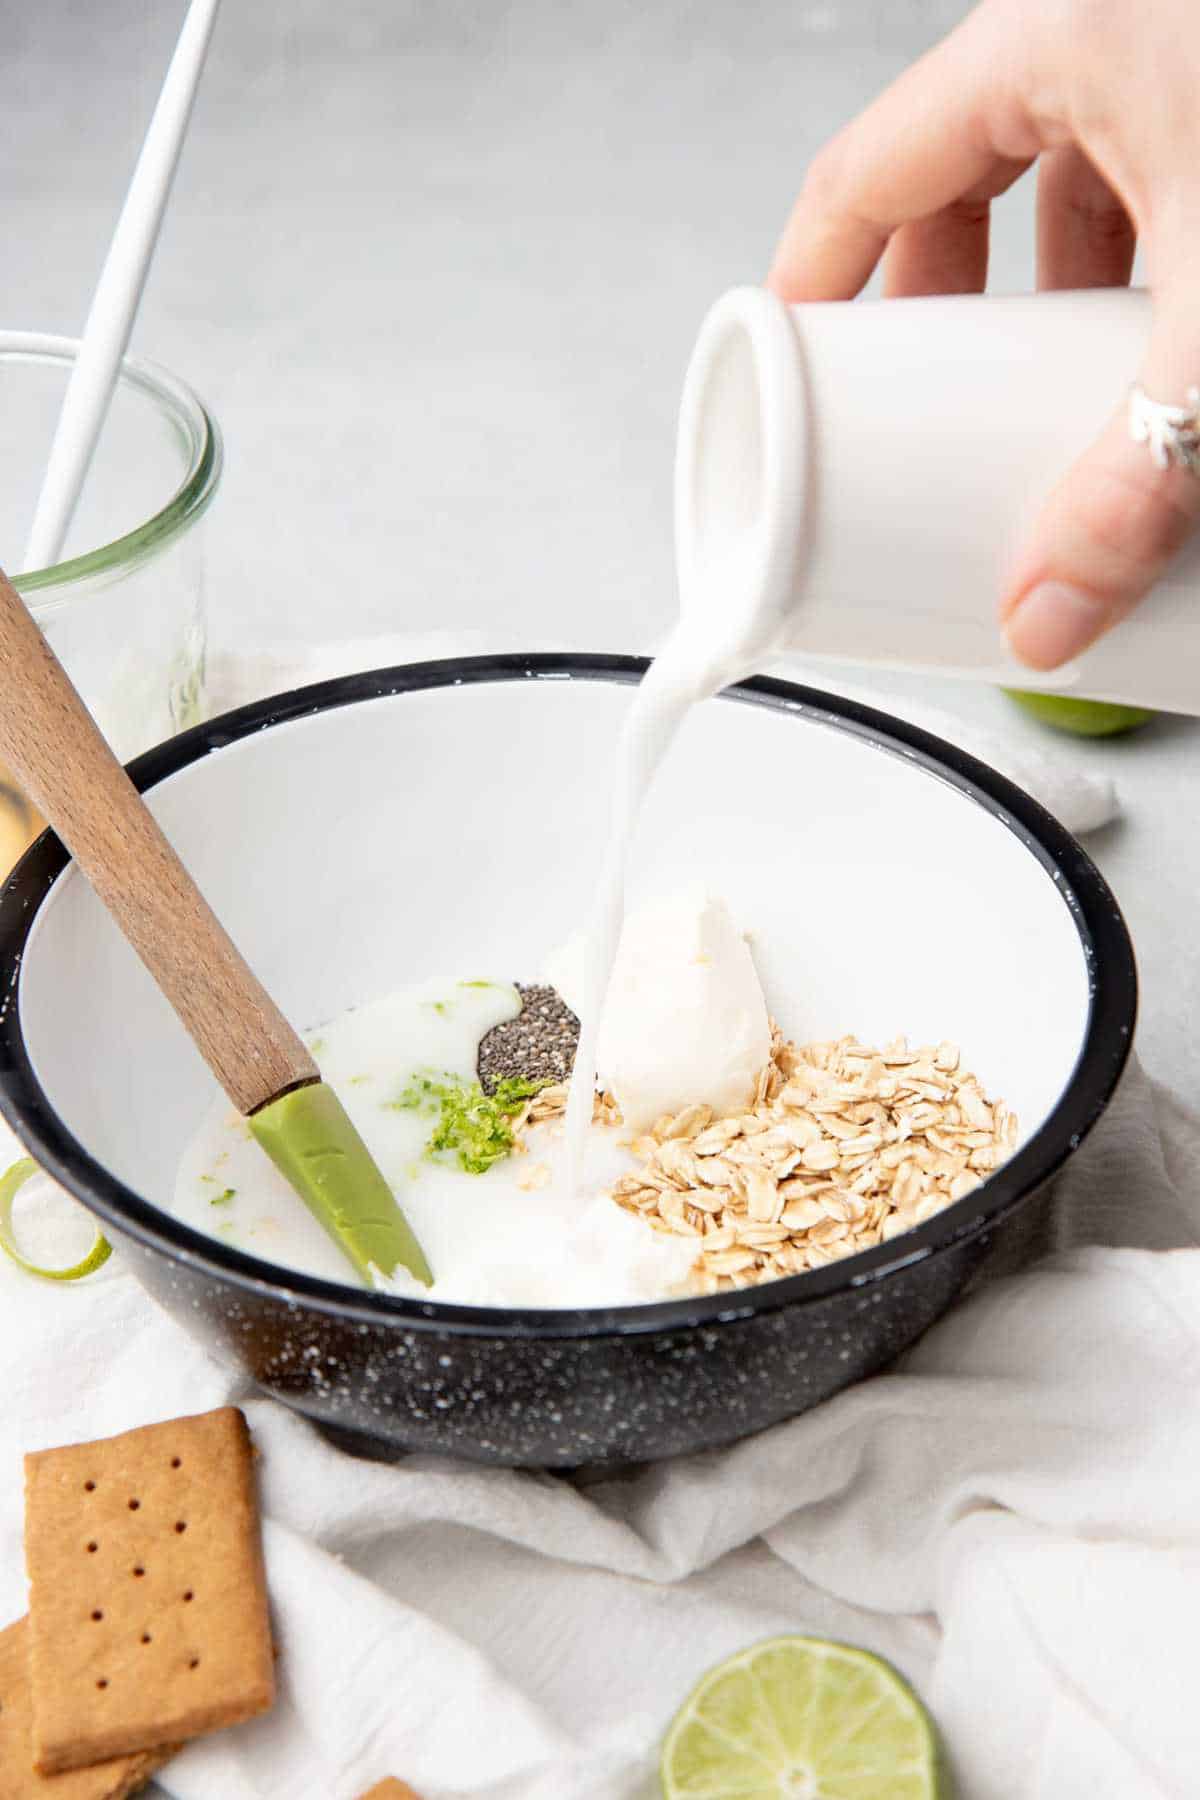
[602,1031,1015,1295]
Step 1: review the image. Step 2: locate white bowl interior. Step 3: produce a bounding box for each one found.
[19,677,1091,1226]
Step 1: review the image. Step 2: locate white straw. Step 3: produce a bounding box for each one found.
[23,0,222,575]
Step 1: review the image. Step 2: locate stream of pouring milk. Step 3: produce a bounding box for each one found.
[564,623,765,1190]
[563,286,800,1188]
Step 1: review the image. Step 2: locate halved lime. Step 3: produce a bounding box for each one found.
[1005,691,1153,737]
[660,1634,945,1799]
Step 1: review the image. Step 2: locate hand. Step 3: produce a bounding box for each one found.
[768,0,1200,671]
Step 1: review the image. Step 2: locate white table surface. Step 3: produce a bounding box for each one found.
[3,0,1195,1232]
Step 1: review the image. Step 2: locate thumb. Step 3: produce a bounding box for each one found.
[1003,293,1200,670]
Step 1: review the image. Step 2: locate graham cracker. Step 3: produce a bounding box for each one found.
[25,1406,274,1775]
[0,1617,174,1798]
[355,1783,422,1800]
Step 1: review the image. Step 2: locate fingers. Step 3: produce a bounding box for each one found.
[1003,288,1200,669]
[882,158,1030,297]
[768,7,1043,301]
[881,199,991,296]
[1037,146,1137,290]
[1006,149,1145,668]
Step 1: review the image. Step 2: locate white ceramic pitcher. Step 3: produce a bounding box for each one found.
[675,285,1200,712]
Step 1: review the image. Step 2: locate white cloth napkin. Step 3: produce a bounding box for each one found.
[2,640,1184,1800]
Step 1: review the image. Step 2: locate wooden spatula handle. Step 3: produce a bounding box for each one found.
[0,568,318,1114]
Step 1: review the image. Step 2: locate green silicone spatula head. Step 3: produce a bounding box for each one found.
[249,1083,431,1285]
[0,565,432,1289]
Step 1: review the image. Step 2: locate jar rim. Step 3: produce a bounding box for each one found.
[1,331,222,612]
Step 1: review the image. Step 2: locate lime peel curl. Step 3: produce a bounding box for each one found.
[0,1157,112,1281]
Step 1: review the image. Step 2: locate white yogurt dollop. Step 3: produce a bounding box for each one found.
[545,887,771,1132]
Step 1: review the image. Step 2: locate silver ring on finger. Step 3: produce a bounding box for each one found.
[1128,382,1200,474]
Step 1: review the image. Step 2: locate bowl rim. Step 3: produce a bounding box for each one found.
[0,653,1137,1339]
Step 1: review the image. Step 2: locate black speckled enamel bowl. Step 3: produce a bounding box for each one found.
[0,657,1135,1467]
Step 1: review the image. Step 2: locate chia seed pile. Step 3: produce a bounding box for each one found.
[477,984,581,1094]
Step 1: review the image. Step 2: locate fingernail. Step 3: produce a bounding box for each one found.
[1005,581,1108,669]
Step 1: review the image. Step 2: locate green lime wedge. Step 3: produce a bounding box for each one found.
[1005,691,1153,737]
[660,1634,945,1799]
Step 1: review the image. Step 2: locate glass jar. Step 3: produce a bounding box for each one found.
[0,331,221,870]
